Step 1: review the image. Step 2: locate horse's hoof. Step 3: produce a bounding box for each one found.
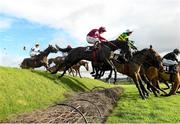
[142,97,146,100]
[161,94,170,97]
[58,76,62,79]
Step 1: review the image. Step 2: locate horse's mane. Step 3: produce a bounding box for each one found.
[133,48,149,56]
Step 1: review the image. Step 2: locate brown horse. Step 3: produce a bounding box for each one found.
[144,63,180,96]
[95,47,163,99]
[20,45,57,70]
[69,60,89,78]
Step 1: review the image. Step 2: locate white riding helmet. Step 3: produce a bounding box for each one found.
[126,29,133,33]
[35,43,40,46]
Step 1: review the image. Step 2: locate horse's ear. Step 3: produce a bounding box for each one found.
[150,45,153,49]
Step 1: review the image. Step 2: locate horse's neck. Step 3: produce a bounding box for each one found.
[113,60,128,75]
[132,53,146,65]
[41,48,51,57]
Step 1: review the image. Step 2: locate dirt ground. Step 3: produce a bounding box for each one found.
[7,86,123,123]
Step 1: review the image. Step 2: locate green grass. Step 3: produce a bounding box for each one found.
[106,84,180,123]
[0,66,113,121]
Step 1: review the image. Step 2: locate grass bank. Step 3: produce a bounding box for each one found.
[107,84,180,123]
[0,66,112,121]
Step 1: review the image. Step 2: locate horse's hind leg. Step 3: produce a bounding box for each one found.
[59,68,67,78]
[59,64,72,78]
[168,76,180,95]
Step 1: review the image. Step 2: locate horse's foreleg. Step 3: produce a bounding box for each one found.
[90,62,95,75]
[59,64,73,78]
[163,81,171,90]
[78,70,82,78]
[168,75,180,95]
[94,66,100,79]
[114,68,117,84]
[106,60,116,84]
[44,63,50,71]
[138,74,149,98]
[106,69,112,82]
[59,68,67,78]
[152,79,167,95]
[132,74,146,99]
[141,74,161,97]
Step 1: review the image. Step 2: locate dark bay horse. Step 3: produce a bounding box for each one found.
[51,39,128,81]
[20,45,57,69]
[48,56,64,67]
[94,47,163,99]
[48,57,89,78]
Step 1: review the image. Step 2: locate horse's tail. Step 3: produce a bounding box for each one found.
[55,44,72,53]
[20,60,25,68]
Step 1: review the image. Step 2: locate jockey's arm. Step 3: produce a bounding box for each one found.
[99,35,107,42]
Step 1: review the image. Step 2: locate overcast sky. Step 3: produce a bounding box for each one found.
[0,0,179,67]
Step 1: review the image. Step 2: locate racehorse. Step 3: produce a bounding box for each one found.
[20,45,57,70]
[48,57,88,77]
[48,56,64,67]
[144,62,180,96]
[93,47,163,99]
[51,39,130,82]
[69,60,89,78]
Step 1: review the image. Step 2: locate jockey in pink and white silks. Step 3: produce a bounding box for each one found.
[86,26,107,48]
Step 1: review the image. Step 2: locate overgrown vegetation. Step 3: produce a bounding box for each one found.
[0,66,112,121]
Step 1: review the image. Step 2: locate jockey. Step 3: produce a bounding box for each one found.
[86,26,107,51]
[30,43,41,58]
[162,49,179,73]
[117,29,135,61]
[163,49,179,82]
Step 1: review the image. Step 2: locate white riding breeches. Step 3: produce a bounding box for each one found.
[86,36,99,44]
[162,59,178,66]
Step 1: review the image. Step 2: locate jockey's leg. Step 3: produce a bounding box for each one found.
[126,46,132,61]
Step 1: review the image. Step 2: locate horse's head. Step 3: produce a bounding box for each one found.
[144,46,163,71]
[47,45,58,53]
[80,61,89,71]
